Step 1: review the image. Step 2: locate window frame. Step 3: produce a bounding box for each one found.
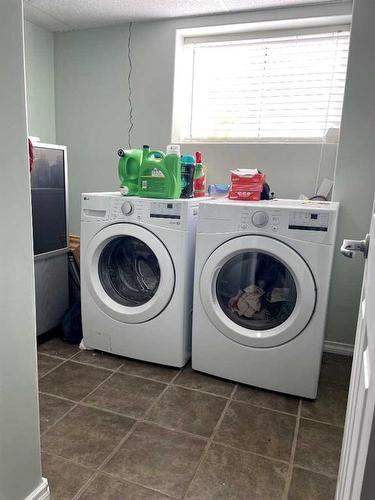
[172,16,351,145]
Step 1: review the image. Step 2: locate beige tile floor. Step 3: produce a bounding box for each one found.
[37,337,351,499]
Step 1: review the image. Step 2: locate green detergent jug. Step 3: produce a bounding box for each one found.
[117,148,143,196]
[139,145,182,199]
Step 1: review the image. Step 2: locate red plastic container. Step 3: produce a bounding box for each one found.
[229,169,265,201]
[229,189,262,201]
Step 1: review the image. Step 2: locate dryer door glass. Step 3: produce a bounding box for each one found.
[99,236,160,306]
[216,251,297,330]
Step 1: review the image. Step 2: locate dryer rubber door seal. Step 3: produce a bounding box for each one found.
[200,235,316,348]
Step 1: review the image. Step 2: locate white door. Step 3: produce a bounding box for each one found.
[336,206,374,499]
[84,223,175,324]
[200,235,316,348]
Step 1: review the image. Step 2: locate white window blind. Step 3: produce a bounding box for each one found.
[179,28,350,142]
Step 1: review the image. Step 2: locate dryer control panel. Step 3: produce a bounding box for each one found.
[197,198,339,245]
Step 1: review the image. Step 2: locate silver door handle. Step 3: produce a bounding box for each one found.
[341,234,370,259]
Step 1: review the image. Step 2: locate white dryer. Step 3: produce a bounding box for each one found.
[192,199,339,398]
[81,193,199,367]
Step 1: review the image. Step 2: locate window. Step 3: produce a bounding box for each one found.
[174,27,350,143]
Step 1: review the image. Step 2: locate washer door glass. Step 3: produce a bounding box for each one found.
[99,236,160,307]
[216,251,297,331]
[84,223,175,324]
[199,235,316,348]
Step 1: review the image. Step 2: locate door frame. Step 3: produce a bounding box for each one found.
[336,203,375,499]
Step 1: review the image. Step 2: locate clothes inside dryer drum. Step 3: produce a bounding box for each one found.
[216,251,297,331]
[99,236,160,306]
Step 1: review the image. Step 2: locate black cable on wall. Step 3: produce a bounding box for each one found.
[127,21,134,149]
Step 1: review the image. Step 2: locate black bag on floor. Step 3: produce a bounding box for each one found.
[62,251,82,344]
[62,301,82,345]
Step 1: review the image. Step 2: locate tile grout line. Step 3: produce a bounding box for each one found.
[40,360,343,497]
[38,358,68,380]
[38,351,76,361]
[228,397,300,418]
[71,471,100,500]
[42,450,96,473]
[140,367,183,420]
[39,361,343,448]
[40,351,304,418]
[40,371,305,468]
[74,468,181,500]
[97,470,180,500]
[292,463,339,480]
[283,399,302,500]
[41,355,303,419]
[78,362,123,405]
[40,401,79,437]
[96,369,183,471]
[41,385,341,497]
[51,362,137,500]
[39,349,79,361]
[72,369,187,500]
[299,415,345,429]
[182,383,238,499]
[40,387,209,442]
[38,352,68,361]
[40,366,118,437]
[52,359,302,416]
[210,440,291,467]
[69,354,125,372]
[38,347,87,381]
[40,385,303,421]
[39,343,349,497]
[100,470,179,499]
[42,349,234,400]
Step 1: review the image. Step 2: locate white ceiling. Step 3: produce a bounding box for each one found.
[24,0,348,32]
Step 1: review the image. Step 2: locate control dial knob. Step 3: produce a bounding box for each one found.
[252,211,269,227]
[121,201,134,215]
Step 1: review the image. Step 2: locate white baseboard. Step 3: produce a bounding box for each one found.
[25,478,49,500]
[324,340,354,356]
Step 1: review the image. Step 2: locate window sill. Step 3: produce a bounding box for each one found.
[176,139,339,145]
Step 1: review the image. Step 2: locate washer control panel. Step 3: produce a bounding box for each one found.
[121,201,134,215]
[252,211,269,227]
[110,197,139,220]
[150,202,182,220]
[289,211,329,232]
[81,193,199,232]
[239,207,280,232]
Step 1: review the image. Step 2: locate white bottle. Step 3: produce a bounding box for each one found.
[166,144,180,156]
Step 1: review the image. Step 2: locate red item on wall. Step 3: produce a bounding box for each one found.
[28,138,34,172]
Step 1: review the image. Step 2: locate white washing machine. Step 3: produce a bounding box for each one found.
[192,198,339,398]
[81,192,199,367]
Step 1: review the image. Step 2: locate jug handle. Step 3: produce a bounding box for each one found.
[118,152,129,181]
[146,150,165,160]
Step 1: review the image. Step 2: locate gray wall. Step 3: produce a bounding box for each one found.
[24,19,56,143]
[53,2,370,346]
[0,1,44,499]
[55,25,129,235]
[326,0,375,345]
[54,2,349,236]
